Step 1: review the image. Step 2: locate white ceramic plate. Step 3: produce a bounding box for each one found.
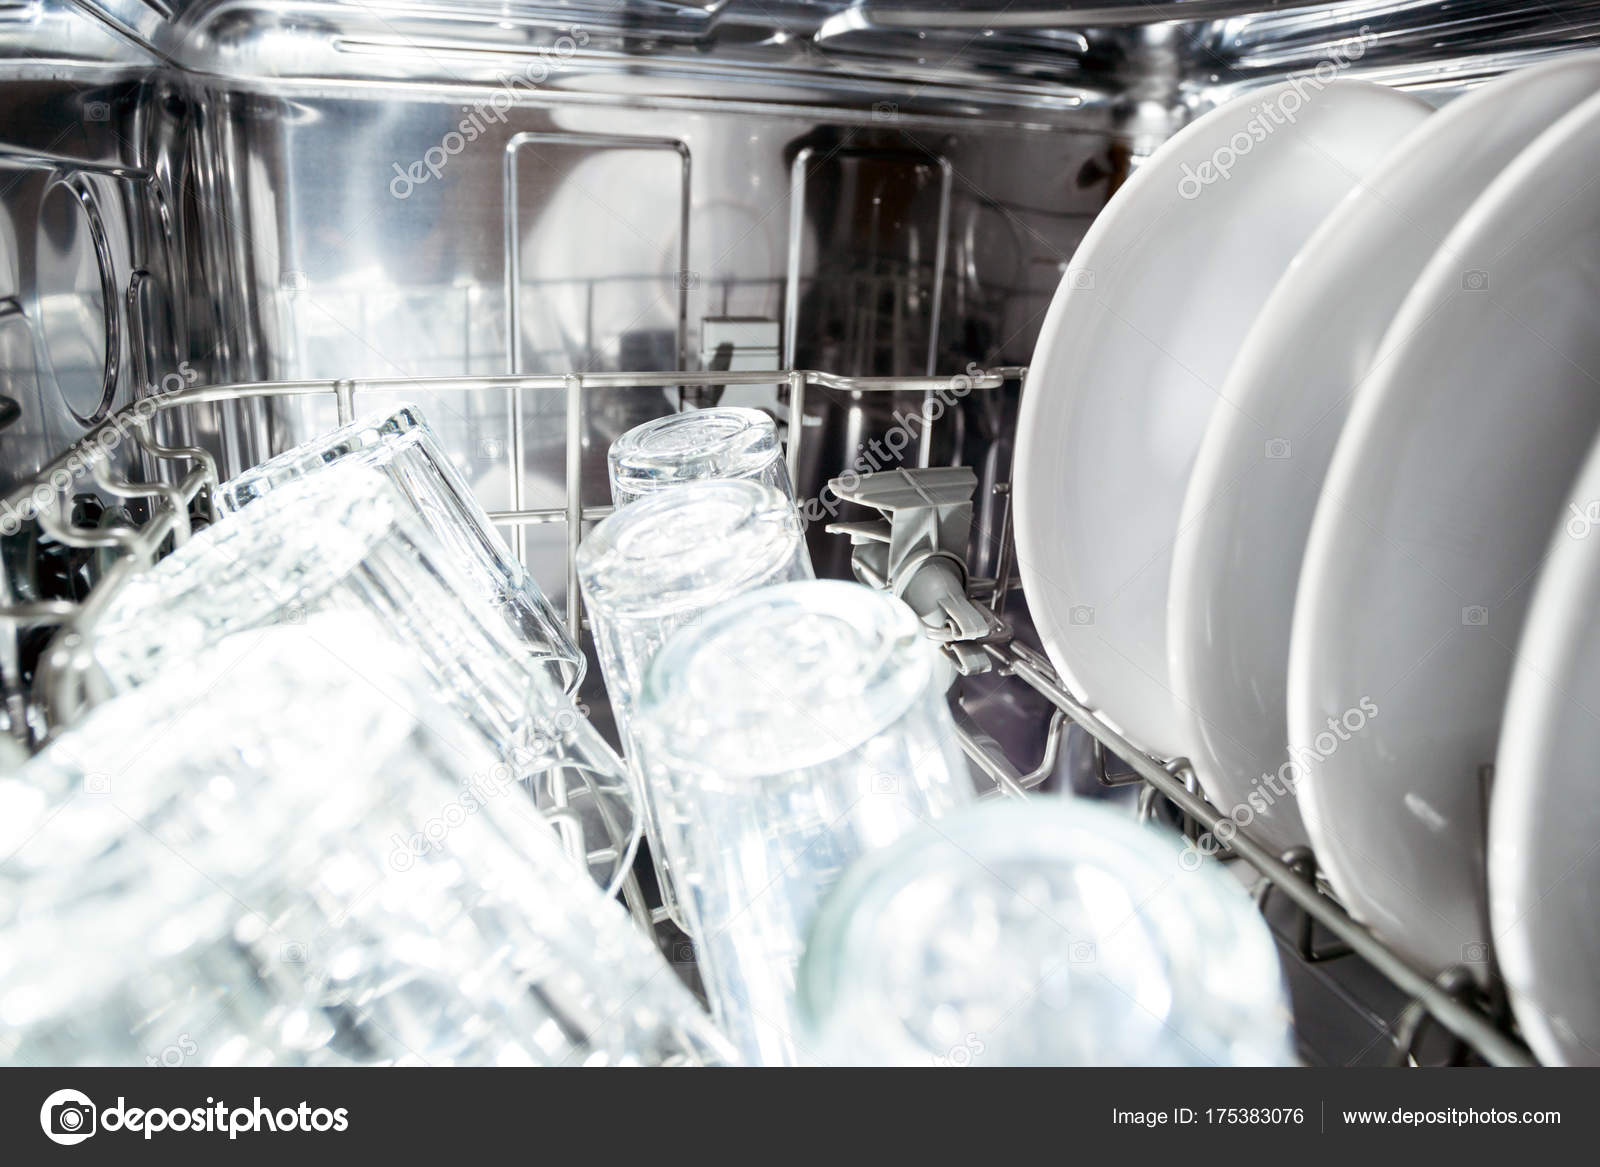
[1288,88,1600,982]
[1492,430,1600,1066]
[1014,80,1428,759]
[1168,56,1600,857]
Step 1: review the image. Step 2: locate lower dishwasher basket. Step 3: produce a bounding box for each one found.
[0,364,1535,1067]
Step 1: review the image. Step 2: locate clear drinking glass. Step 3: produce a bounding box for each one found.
[577,477,813,929]
[797,799,1296,1067]
[0,616,735,1067]
[86,464,639,896]
[218,402,583,693]
[608,407,795,507]
[632,579,976,1066]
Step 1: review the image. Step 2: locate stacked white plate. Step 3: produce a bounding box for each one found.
[1016,56,1600,1064]
[1015,78,1428,763]
[1492,432,1600,1066]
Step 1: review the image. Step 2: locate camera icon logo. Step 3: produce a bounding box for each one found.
[476,436,505,460]
[1069,940,1097,963]
[675,269,701,291]
[1264,437,1292,460]
[671,940,695,965]
[871,101,899,122]
[1462,940,1490,964]
[1068,604,1095,626]
[280,941,308,963]
[1462,269,1490,291]
[279,603,306,626]
[84,101,110,123]
[40,1089,96,1145]
[82,772,111,796]
[1462,605,1489,627]
[1066,268,1095,291]
[864,772,900,796]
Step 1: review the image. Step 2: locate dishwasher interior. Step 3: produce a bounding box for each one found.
[5,0,1600,1068]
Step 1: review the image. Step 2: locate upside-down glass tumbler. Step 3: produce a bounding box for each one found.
[632,579,975,1065]
[0,617,734,1067]
[608,407,795,508]
[87,464,638,895]
[797,799,1296,1066]
[576,477,813,930]
[218,402,583,693]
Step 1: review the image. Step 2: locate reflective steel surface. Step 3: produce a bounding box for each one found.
[4,0,1600,752]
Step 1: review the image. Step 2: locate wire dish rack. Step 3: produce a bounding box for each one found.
[0,364,1536,1068]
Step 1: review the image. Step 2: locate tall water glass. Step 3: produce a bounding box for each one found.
[633,579,975,1065]
[218,403,583,693]
[797,799,1296,1066]
[0,617,734,1067]
[87,465,639,895]
[577,477,812,929]
[608,407,794,508]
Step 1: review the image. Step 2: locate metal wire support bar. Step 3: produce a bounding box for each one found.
[4,366,1014,530]
[980,637,1535,1067]
[0,368,1013,647]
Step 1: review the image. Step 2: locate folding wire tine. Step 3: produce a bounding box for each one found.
[89,458,193,548]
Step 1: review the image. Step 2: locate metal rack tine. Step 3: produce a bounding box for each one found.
[89,459,193,548]
[1256,847,1354,964]
[35,490,144,557]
